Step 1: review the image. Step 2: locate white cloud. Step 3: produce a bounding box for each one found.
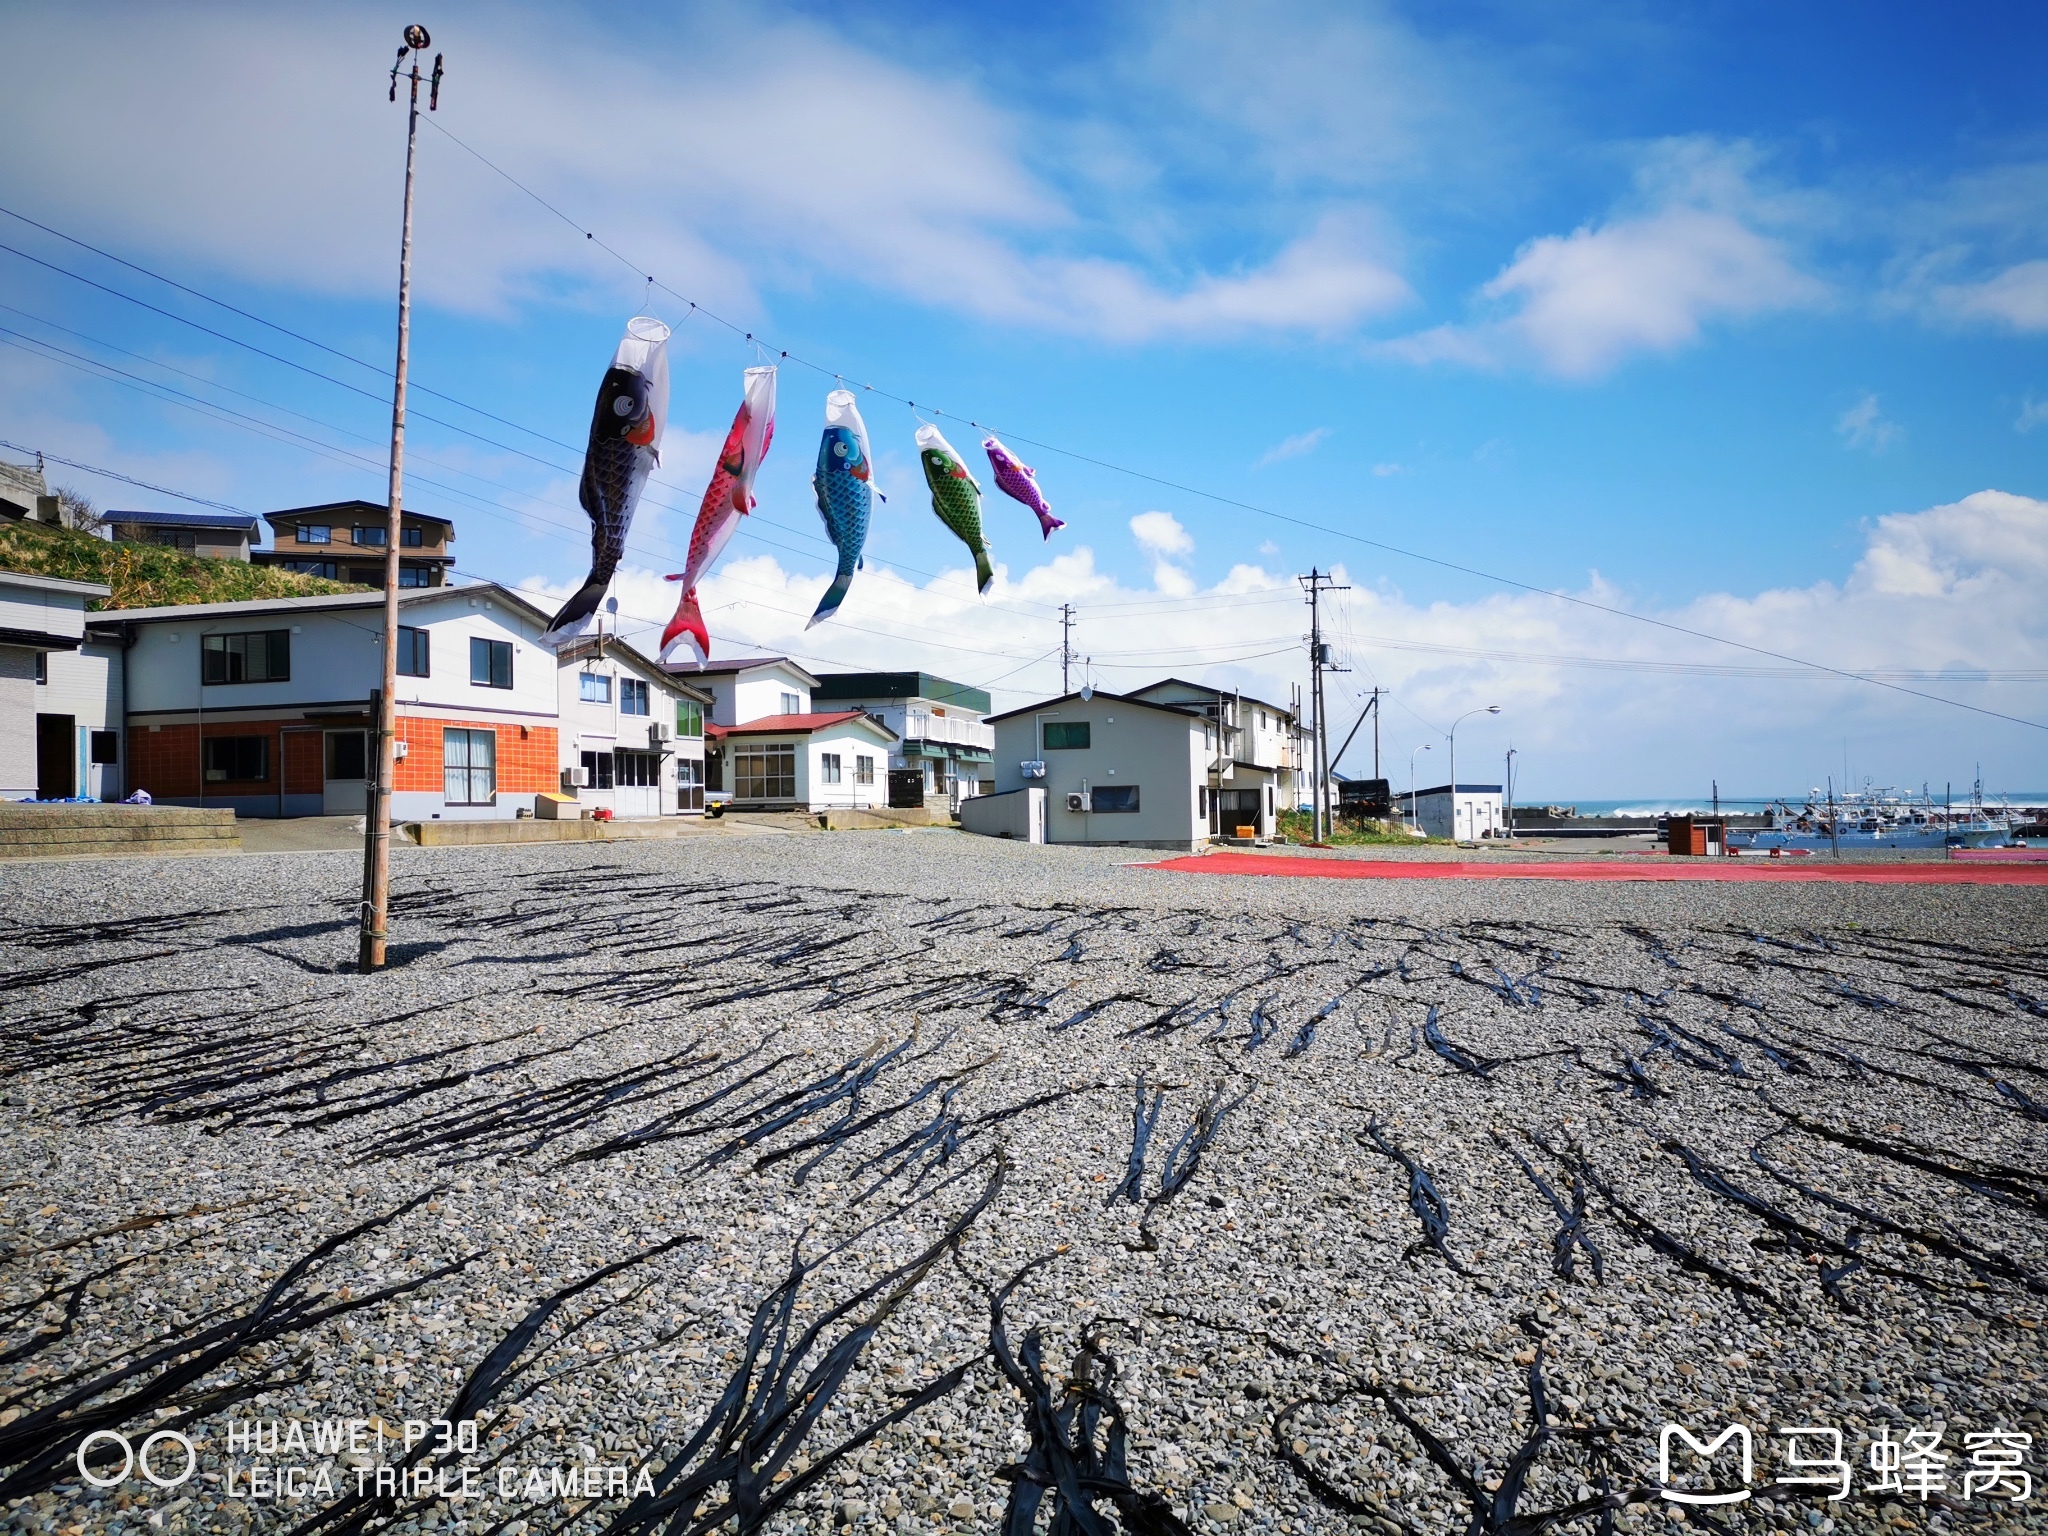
[1383,140,1825,379]
[1372,462,1404,477]
[516,488,2048,795]
[1255,428,1329,467]
[2019,395,2048,434]
[1129,510,1194,557]
[1933,260,2048,332]
[0,5,1411,341]
[1837,393,1901,453]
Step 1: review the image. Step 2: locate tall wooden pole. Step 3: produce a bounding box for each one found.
[360,29,440,972]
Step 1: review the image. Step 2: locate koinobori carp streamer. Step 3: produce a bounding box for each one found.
[544,315,670,642]
[916,423,994,595]
[662,365,777,664]
[982,434,1063,540]
[808,390,878,629]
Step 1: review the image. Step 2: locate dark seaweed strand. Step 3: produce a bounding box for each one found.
[1361,1120,1472,1277]
[1108,1076,1167,1207]
[1763,1102,2048,1218]
[1529,1133,1779,1313]
[283,1234,703,1536]
[1286,998,1341,1059]
[1490,1132,1603,1284]
[0,1193,478,1501]
[1423,1006,1498,1078]
[594,1154,1009,1536]
[985,1256,1194,1536]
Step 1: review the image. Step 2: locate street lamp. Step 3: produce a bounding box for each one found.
[1446,704,1501,841]
[1409,742,1432,833]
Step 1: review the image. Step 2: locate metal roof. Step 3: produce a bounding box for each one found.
[108,508,260,533]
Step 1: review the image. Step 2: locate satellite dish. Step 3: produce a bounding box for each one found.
[605,595,620,615]
[1079,684,1094,702]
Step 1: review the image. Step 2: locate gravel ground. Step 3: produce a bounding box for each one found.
[2,831,2044,1536]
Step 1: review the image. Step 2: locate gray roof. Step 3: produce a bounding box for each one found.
[108,581,550,628]
[0,568,112,599]
[109,508,260,533]
[664,654,820,684]
[984,688,1208,726]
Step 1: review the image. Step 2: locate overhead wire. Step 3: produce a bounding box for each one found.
[415,114,2048,734]
[8,180,2043,728]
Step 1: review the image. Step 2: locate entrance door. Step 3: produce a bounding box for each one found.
[35,714,75,799]
[323,730,369,814]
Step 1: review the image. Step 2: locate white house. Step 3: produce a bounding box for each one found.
[810,670,995,806]
[2,569,120,801]
[984,689,1219,851]
[112,584,563,820]
[553,635,712,817]
[1406,782,1505,840]
[667,654,900,812]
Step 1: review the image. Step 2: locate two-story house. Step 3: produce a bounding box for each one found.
[1128,679,1307,840]
[811,671,995,806]
[1,569,121,801]
[252,501,454,587]
[112,583,558,819]
[983,688,1220,851]
[668,655,898,813]
[553,635,713,817]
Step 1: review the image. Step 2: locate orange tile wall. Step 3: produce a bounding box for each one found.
[128,722,284,800]
[394,715,559,795]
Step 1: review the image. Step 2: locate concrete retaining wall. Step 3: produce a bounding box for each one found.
[0,803,241,859]
[959,787,1044,843]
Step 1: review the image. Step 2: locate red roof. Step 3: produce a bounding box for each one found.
[706,710,879,739]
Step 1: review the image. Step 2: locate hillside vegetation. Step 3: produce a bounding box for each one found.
[0,519,369,609]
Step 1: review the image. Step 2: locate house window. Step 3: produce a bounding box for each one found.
[444,728,496,804]
[1043,720,1090,750]
[34,652,45,685]
[821,753,842,784]
[615,749,659,787]
[203,735,269,783]
[855,754,874,785]
[675,699,703,737]
[352,525,388,546]
[620,679,650,716]
[202,630,290,684]
[470,637,513,689]
[151,529,198,552]
[327,731,368,781]
[398,565,431,588]
[734,745,796,800]
[285,559,338,579]
[1258,710,1268,729]
[580,673,612,704]
[89,730,119,765]
[397,625,430,677]
[1199,785,1208,816]
[580,750,614,790]
[401,525,425,547]
[1091,784,1140,813]
[299,524,331,545]
[779,691,801,715]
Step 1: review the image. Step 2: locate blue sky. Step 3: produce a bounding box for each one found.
[2,2,2044,799]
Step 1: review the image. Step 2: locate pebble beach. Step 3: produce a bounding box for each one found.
[2,833,2044,1535]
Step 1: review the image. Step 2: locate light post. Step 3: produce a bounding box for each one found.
[1446,704,1500,842]
[1409,742,1431,833]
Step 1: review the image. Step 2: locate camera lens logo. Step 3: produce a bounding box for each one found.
[76,1430,197,1490]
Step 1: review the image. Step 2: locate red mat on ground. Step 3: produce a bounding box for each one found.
[1140,852,2048,885]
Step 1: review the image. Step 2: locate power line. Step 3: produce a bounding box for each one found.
[0,437,249,515]
[413,114,2048,734]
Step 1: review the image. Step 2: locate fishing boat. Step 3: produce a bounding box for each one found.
[1726,779,2017,851]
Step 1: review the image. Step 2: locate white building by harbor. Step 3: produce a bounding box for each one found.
[1404,782,1505,840]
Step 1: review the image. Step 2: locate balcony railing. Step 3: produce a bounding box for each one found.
[902,710,995,751]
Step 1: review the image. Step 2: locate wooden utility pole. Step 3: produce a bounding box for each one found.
[1298,569,1349,842]
[1059,603,1075,694]
[360,26,442,973]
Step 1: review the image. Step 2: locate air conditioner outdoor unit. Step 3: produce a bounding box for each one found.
[568,765,590,788]
[1066,791,1089,813]
[649,721,670,745]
